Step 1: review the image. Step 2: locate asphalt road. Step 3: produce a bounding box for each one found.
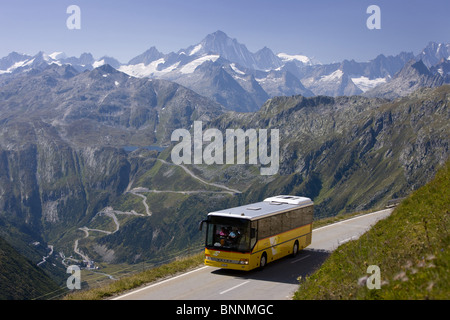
[113,208,393,300]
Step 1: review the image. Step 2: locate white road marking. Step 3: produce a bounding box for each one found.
[219,281,250,295]
[338,236,358,244]
[291,254,311,264]
[313,209,392,232]
[112,266,210,300]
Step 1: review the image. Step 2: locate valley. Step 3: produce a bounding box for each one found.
[65,157,242,277]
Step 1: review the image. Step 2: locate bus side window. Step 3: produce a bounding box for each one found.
[250,222,257,249]
[271,214,282,235]
[258,218,270,239]
[290,208,303,228]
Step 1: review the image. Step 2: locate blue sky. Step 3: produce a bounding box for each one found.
[1,0,449,63]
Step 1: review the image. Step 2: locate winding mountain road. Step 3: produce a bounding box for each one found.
[69,157,242,268]
[156,159,242,194]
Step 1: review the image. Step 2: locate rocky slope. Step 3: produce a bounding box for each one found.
[0,64,225,277]
[365,60,445,99]
[200,85,450,217]
[0,64,224,147]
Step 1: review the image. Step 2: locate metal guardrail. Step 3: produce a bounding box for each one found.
[386,198,406,208]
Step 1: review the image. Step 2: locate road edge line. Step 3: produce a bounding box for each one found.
[111,266,210,300]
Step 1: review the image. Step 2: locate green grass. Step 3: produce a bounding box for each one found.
[294,160,450,300]
[311,209,374,229]
[0,236,61,300]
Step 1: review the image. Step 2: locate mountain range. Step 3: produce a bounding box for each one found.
[1,31,449,111]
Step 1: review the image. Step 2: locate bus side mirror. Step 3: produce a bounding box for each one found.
[199,219,208,231]
[250,228,256,238]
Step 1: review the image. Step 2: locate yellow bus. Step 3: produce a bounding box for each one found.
[199,195,313,271]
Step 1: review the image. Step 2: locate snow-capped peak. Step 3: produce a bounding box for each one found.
[49,52,67,60]
[93,59,106,68]
[277,53,312,65]
[189,44,203,56]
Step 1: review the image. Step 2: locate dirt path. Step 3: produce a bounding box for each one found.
[127,189,152,216]
[156,159,241,194]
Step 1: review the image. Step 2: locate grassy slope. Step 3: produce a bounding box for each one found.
[294,160,449,300]
[0,236,60,300]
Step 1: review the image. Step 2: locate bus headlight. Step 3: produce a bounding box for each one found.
[239,259,249,265]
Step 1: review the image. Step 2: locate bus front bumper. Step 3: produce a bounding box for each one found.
[204,251,253,271]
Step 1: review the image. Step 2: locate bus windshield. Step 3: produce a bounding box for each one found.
[206,216,251,252]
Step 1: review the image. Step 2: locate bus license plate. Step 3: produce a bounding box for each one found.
[221,264,228,267]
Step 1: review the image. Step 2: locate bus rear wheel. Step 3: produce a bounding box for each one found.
[292,241,299,257]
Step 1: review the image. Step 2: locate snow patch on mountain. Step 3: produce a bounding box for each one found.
[230,63,246,75]
[189,44,203,56]
[179,55,220,74]
[277,53,312,65]
[49,52,67,60]
[0,58,35,74]
[93,59,106,68]
[351,76,387,92]
[320,69,343,81]
[119,59,181,78]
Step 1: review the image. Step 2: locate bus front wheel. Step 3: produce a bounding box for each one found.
[259,252,267,270]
